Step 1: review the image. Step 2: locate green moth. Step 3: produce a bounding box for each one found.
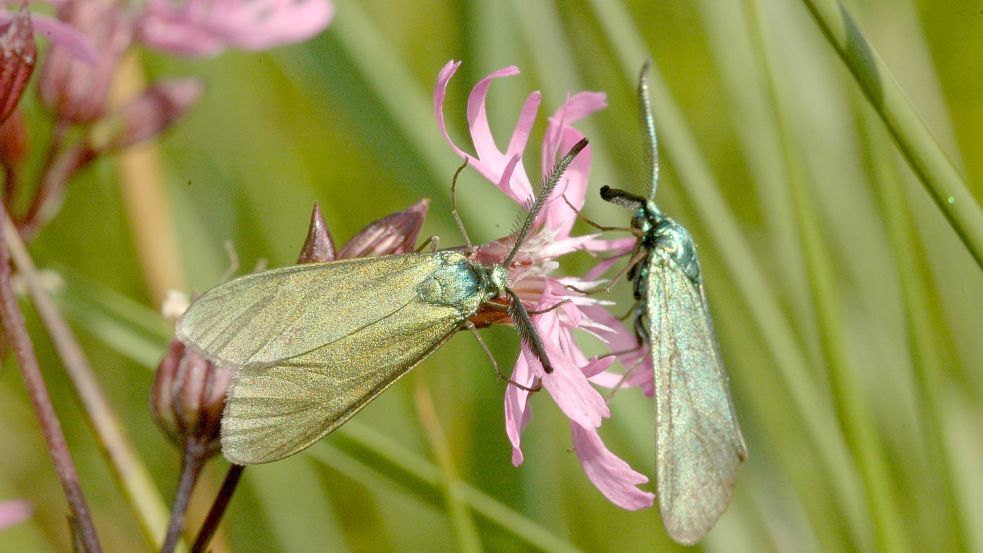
[176,139,587,466]
[601,62,746,544]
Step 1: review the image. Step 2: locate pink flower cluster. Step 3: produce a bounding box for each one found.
[435,60,654,510]
[136,0,334,57]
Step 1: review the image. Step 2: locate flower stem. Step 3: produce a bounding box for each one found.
[0,201,102,553]
[191,464,245,553]
[161,448,205,553]
[799,0,983,270]
[110,51,187,304]
[414,379,483,553]
[2,213,173,550]
[745,2,907,549]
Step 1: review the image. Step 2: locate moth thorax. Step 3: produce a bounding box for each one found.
[418,257,481,308]
[653,218,701,285]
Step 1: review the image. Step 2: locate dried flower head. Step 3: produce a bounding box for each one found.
[152,338,232,457]
[38,0,132,125]
[0,6,36,126]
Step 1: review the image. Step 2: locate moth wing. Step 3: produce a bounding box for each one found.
[221,298,462,464]
[648,256,747,545]
[177,253,447,367]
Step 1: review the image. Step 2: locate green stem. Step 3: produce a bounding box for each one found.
[335,421,581,553]
[161,449,204,553]
[0,206,102,553]
[191,464,245,553]
[414,380,483,553]
[799,0,983,270]
[2,214,174,551]
[745,2,907,550]
[866,117,970,552]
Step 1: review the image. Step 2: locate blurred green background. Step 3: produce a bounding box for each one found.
[1,0,981,551]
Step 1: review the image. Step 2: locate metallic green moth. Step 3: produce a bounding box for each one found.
[601,62,747,545]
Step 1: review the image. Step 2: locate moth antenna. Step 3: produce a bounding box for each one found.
[638,59,659,201]
[504,138,588,267]
[506,288,554,374]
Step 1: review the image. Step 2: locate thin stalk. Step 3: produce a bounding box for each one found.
[414,380,483,553]
[109,51,186,304]
[867,117,969,552]
[746,2,907,550]
[335,421,581,553]
[2,213,173,550]
[799,0,983,269]
[0,201,101,553]
[161,449,205,553]
[191,464,245,553]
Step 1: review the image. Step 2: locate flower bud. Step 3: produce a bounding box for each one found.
[0,6,36,126]
[38,1,131,124]
[90,78,203,153]
[338,198,429,258]
[296,203,336,264]
[0,110,28,170]
[151,339,232,457]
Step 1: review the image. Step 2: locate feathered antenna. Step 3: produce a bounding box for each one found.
[503,138,588,267]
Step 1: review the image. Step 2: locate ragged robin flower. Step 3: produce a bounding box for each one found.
[435,60,654,510]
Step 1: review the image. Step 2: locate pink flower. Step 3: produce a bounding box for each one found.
[137,0,334,57]
[0,9,99,64]
[434,60,654,510]
[0,499,31,530]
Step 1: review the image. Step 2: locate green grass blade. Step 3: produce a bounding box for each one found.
[799,0,983,269]
[745,2,908,550]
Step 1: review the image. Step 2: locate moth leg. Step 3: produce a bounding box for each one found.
[527,299,570,315]
[605,351,649,402]
[560,194,634,233]
[449,158,473,249]
[483,298,571,316]
[564,245,648,296]
[415,235,439,253]
[465,321,542,393]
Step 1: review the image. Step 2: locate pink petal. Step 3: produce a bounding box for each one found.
[434,60,469,158]
[540,92,606,235]
[504,352,536,466]
[579,305,654,396]
[539,233,602,259]
[570,424,654,510]
[532,324,610,428]
[581,355,615,378]
[0,499,31,530]
[9,13,99,63]
[434,60,537,205]
[138,0,333,57]
[583,241,636,281]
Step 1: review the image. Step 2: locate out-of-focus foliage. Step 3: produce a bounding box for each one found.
[1,0,981,551]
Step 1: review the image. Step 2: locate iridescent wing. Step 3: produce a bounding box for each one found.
[176,252,448,367]
[221,297,460,464]
[647,254,747,545]
[176,253,466,464]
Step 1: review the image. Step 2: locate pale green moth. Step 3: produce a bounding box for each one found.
[601,62,747,544]
[176,139,587,466]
